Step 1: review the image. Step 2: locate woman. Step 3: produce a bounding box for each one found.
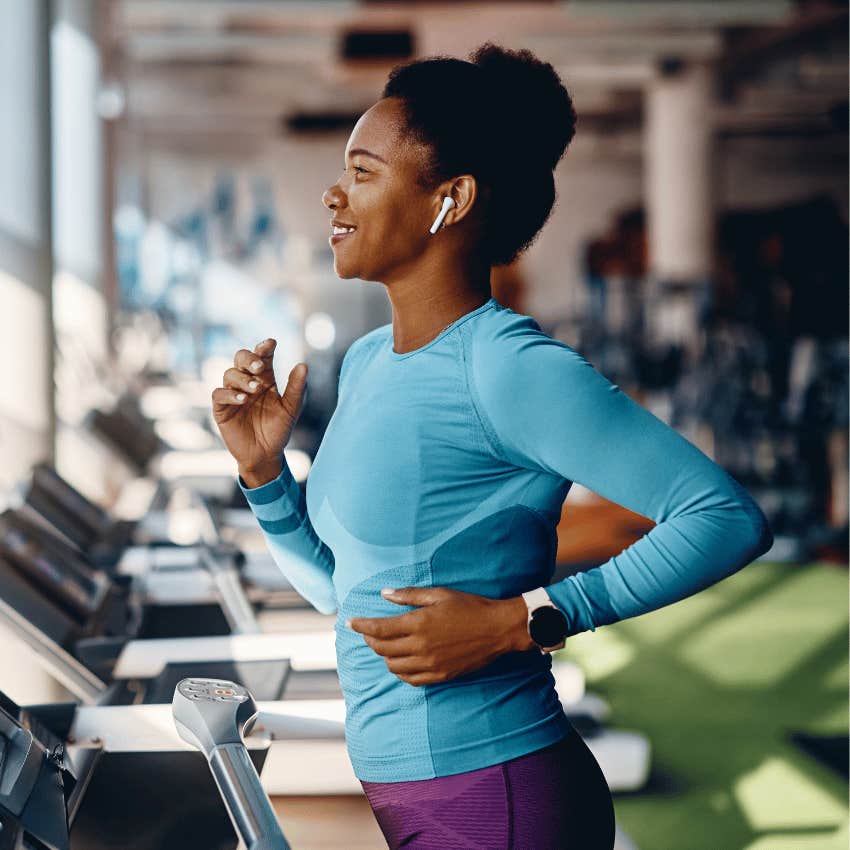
[212,43,773,850]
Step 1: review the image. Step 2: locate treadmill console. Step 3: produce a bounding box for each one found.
[0,511,110,624]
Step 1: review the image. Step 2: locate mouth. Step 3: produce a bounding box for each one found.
[330,222,356,246]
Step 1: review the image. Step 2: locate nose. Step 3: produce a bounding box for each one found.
[322,182,346,212]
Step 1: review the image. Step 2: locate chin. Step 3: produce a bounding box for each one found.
[334,259,380,282]
[332,256,357,279]
[334,264,360,280]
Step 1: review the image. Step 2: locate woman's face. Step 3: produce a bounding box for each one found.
[322,97,437,282]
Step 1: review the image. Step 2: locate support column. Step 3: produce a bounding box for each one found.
[644,60,715,348]
[0,0,54,490]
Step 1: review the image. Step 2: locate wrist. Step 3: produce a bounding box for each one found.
[239,460,283,489]
[501,596,536,653]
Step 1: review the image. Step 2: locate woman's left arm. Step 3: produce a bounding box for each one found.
[350,321,773,684]
[474,328,774,638]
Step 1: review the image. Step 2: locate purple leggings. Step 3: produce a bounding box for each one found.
[360,727,615,850]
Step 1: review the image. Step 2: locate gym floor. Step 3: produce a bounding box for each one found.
[269,560,849,849]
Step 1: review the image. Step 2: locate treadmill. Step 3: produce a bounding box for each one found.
[0,686,279,849]
[0,507,245,639]
[0,524,333,706]
[0,497,341,695]
[22,462,319,615]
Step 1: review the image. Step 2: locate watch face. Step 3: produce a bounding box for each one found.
[529,606,568,647]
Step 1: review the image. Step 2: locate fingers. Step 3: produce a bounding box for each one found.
[362,634,417,658]
[384,656,447,686]
[381,587,448,607]
[229,340,280,399]
[253,337,277,357]
[223,367,268,396]
[384,656,428,675]
[226,341,307,421]
[348,612,415,639]
[212,386,248,410]
[234,341,274,374]
[278,362,309,422]
[213,339,283,425]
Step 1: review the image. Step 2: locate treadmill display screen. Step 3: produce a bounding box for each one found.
[31,464,108,538]
[0,514,106,622]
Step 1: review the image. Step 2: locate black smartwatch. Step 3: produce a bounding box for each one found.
[521,588,569,653]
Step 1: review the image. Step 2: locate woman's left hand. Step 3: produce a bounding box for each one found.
[346,587,535,686]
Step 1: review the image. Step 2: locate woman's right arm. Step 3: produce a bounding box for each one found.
[212,338,337,614]
[237,458,337,615]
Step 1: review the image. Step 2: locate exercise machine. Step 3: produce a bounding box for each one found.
[0,685,277,849]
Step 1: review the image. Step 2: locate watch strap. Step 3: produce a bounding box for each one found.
[521,587,554,613]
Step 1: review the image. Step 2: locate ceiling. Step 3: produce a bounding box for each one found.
[105,0,848,143]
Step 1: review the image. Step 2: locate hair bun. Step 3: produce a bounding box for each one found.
[470,42,577,172]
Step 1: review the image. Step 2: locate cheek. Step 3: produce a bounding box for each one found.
[364,178,425,225]
[351,182,430,254]
[382,197,428,241]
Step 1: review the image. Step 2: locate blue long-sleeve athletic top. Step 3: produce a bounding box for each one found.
[239,295,773,782]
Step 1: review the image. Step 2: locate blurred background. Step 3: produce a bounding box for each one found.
[0,1,846,849]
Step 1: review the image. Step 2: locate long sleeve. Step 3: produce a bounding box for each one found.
[238,458,337,614]
[470,317,774,637]
[237,337,368,615]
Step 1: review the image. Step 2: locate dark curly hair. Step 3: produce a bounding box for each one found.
[382,42,577,266]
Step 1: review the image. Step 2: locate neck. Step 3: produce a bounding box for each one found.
[385,254,493,354]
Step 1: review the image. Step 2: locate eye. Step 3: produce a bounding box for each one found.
[353,165,369,174]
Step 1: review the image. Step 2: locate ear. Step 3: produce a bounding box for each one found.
[438,175,482,227]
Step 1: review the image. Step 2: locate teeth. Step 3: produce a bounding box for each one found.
[332,226,355,235]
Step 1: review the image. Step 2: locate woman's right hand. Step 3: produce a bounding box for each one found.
[212,338,308,487]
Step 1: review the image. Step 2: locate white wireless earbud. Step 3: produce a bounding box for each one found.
[429,196,455,234]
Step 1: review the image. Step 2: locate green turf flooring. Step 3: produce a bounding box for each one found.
[556,561,849,850]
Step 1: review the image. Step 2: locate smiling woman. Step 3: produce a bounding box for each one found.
[219,40,772,850]
[320,43,575,317]
[321,96,467,298]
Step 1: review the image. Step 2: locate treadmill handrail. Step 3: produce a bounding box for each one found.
[200,548,262,635]
[113,631,337,680]
[172,679,289,849]
[209,743,289,850]
[0,596,105,704]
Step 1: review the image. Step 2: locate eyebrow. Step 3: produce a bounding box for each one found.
[346,148,388,165]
